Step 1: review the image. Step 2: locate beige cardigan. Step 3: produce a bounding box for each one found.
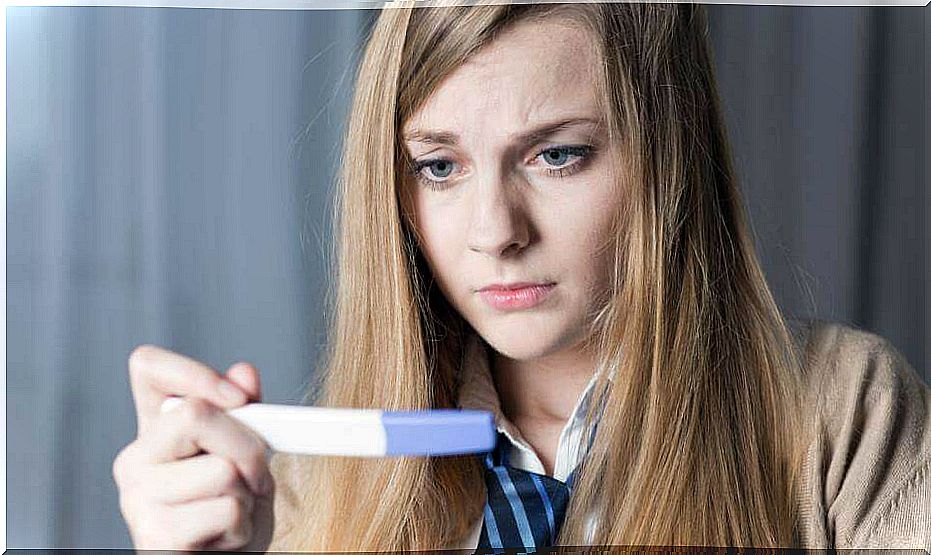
[794,322,930,550]
[268,321,931,551]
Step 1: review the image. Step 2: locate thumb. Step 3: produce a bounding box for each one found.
[224,362,262,402]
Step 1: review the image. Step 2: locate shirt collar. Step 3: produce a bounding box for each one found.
[456,331,613,476]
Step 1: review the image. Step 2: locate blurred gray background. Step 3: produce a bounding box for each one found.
[7,4,929,549]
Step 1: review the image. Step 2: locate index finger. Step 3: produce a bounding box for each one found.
[128,344,248,437]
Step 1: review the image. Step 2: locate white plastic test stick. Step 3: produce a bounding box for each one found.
[159,397,496,457]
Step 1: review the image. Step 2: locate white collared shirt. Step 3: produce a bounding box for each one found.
[452,332,606,549]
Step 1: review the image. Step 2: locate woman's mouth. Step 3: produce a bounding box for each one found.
[477,283,556,311]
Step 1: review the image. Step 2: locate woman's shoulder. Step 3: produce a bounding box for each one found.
[797,320,928,407]
[796,320,929,430]
[793,319,931,550]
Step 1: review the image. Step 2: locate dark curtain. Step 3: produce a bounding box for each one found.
[709,6,927,378]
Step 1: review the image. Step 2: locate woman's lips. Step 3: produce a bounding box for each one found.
[478,283,555,311]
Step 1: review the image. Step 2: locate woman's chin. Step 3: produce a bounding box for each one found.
[477,326,565,361]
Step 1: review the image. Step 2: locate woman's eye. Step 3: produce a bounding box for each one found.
[538,146,589,167]
[412,158,457,185]
[541,148,572,166]
[409,145,595,191]
[535,145,594,177]
[425,160,454,179]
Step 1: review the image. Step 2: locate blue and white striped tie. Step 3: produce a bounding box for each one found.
[475,432,577,552]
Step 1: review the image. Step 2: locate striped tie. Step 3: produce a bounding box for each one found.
[475,432,577,552]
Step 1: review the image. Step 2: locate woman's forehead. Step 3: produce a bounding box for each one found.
[402,17,602,142]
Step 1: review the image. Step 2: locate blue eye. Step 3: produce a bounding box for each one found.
[542,148,571,166]
[536,145,594,178]
[409,144,596,192]
[425,160,454,179]
[410,158,458,191]
[539,146,589,168]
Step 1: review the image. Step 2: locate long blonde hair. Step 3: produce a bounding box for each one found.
[270,2,810,550]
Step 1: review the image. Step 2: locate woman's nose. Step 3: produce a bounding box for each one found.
[466,175,530,258]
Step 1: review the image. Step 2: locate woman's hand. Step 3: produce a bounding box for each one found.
[112,344,276,551]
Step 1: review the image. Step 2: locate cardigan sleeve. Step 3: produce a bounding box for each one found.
[798,321,931,551]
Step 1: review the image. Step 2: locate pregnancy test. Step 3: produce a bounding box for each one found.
[160,397,496,457]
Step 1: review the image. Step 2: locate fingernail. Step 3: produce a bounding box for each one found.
[218,380,245,403]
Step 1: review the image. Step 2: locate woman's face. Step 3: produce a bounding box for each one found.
[401,17,620,361]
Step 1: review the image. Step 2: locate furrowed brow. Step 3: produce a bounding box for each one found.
[402,129,460,146]
[514,117,603,145]
[402,117,602,148]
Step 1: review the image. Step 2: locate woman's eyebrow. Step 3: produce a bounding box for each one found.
[403,117,603,147]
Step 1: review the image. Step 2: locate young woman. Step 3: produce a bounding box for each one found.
[113,2,931,552]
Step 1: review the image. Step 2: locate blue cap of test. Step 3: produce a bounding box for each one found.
[381,409,497,456]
